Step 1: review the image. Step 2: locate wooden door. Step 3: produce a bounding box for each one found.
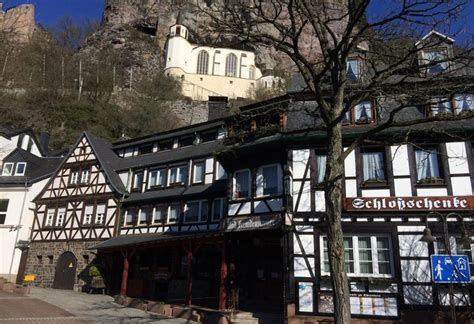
[53,252,77,290]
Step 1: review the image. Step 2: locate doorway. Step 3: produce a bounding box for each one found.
[53,252,77,290]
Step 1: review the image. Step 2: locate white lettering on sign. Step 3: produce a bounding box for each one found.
[347,196,474,212]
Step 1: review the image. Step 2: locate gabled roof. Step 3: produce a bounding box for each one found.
[415,30,455,47]
[0,148,62,186]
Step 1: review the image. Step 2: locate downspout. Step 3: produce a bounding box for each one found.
[8,181,29,279]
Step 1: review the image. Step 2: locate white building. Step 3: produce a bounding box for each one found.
[164,12,281,100]
[0,127,61,283]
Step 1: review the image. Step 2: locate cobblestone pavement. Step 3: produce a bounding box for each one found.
[28,287,194,323]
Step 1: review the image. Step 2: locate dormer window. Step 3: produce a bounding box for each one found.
[343,101,375,125]
[346,58,360,81]
[1,163,14,176]
[425,48,449,74]
[454,94,474,114]
[429,97,451,116]
[15,163,26,176]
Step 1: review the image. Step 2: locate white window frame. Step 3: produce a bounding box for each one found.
[2,163,14,176]
[133,171,144,191]
[196,50,209,75]
[168,164,187,185]
[124,209,136,226]
[320,234,394,278]
[225,53,238,77]
[212,198,226,221]
[168,203,181,224]
[81,168,91,184]
[233,169,251,199]
[14,162,27,176]
[56,207,66,227]
[153,205,168,224]
[192,161,205,184]
[84,205,94,225]
[138,208,150,225]
[184,200,208,224]
[96,204,106,225]
[70,170,80,185]
[215,161,226,180]
[0,199,8,224]
[148,168,167,188]
[256,164,282,197]
[45,209,55,227]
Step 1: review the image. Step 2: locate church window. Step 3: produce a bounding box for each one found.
[225,53,238,77]
[197,50,209,75]
[249,65,256,80]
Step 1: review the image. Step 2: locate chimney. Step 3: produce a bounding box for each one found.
[39,132,50,155]
[208,96,230,121]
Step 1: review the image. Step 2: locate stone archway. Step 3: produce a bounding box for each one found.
[53,251,77,290]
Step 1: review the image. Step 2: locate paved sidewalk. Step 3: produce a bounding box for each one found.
[29,287,194,323]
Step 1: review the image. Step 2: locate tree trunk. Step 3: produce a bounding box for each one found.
[325,122,351,323]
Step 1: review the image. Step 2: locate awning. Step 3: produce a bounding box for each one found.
[90,231,223,251]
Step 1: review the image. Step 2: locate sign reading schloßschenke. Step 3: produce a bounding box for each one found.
[344,196,474,212]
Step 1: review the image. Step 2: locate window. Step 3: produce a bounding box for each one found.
[70,170,80,185]
[362,150,386,182]
[321,235,393,277]
[257,164,280,196]
[138,144,153,155]
[169,165,188,185]
[81,168,91,184]
[45,209,55,227]
[0,199,8,224]
[346,58,360,81]
[84,205,94,225]
[315,154,327,185]
[414,147,443,183]
[184,200,208,223]
[425,49,449,74]
[249,65,256,80]
[212,198,226,221]
[216,161,226,180]
[159,140,173,151]
[149,169,167,188]
[153,205,167,224]
[354,101,373,123]
[133,171,144,191]
[454,94,474,114]
[56,208,66,227]
[2,163,13,176]
[196,50,209,75]
[169,203,181,223]
[139,208,150,225]
[429,97,451,116]
[225,53,237,77]
[15,163,26,176]
[96,204,106,225]
[125,209,136,226]
[234,169,251,199]
[193,161,205,183]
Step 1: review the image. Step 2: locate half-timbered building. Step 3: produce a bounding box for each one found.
[24,132,124,290]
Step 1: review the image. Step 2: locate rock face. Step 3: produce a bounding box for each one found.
[0,4,35,43]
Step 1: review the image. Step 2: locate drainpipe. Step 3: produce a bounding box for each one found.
[8,181,29,280]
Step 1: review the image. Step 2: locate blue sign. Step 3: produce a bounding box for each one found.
[431,255,471,283]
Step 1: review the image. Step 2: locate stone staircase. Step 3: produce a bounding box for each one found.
[229,311,283,324]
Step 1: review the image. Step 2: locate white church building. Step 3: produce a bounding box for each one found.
[164,12,280,100]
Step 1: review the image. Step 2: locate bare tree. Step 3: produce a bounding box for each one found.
[194,1,474,322]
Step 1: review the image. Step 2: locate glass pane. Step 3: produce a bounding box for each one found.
[170,168,178,183]
[158,170,167,186]
[200,202,208,221]
[316,155,327,184]
[262,166,278,195]
[186,203,199,222]
[0,200,9,212]
[213,199,222,220]
[235,170,250,198]
[194,163,204,182]
[170,205,180,222]
[179,166,188,183]
[362,151,385,181]
[359,262,373,274]
[415,149,441,181]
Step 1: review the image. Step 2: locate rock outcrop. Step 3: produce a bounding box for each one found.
[0,4,35,43]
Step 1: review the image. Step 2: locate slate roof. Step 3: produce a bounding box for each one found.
[0,125,31,138]
[0,148,62,186]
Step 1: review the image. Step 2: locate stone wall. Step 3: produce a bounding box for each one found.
[24,240,102,291]
[167,99,209,126]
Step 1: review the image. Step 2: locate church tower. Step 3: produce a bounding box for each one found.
[164,10,191,71]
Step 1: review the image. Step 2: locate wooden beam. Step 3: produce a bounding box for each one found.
[120,251,129,296]
[218,243,227,310]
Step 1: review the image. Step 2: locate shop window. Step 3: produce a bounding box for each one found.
[153,205,168,224]
[184,200,208,223]
[193,161,205,184]
[361,149,386,183]
[233,169,251,199]
[414,147,443,184]
[96,204,106,225]
[55,207,66,227]
[321,235,393,277]
[212,198,226,221]
[169,203,182,223]
[1,163,13,176]
[256,164,281,196]
[169,165,188,185]
[148,169,167,188]
[0,199,8,224]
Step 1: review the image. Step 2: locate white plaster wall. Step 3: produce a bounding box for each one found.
[446,142,469,174]
[344,149,356,177]
[0,136,16,163]
[391,145,410,176]
[450,176,472,195]
[394,178,413,196]
[361,189,391,197]
[416,188,448,196]
[292,150,309,179]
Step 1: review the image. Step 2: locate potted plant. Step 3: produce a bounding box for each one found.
[89,265,105,293]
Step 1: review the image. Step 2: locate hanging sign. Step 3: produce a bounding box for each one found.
[224,215,281,232]
[344,196,474,212]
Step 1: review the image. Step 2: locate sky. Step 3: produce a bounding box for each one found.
[2,0,473,44]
